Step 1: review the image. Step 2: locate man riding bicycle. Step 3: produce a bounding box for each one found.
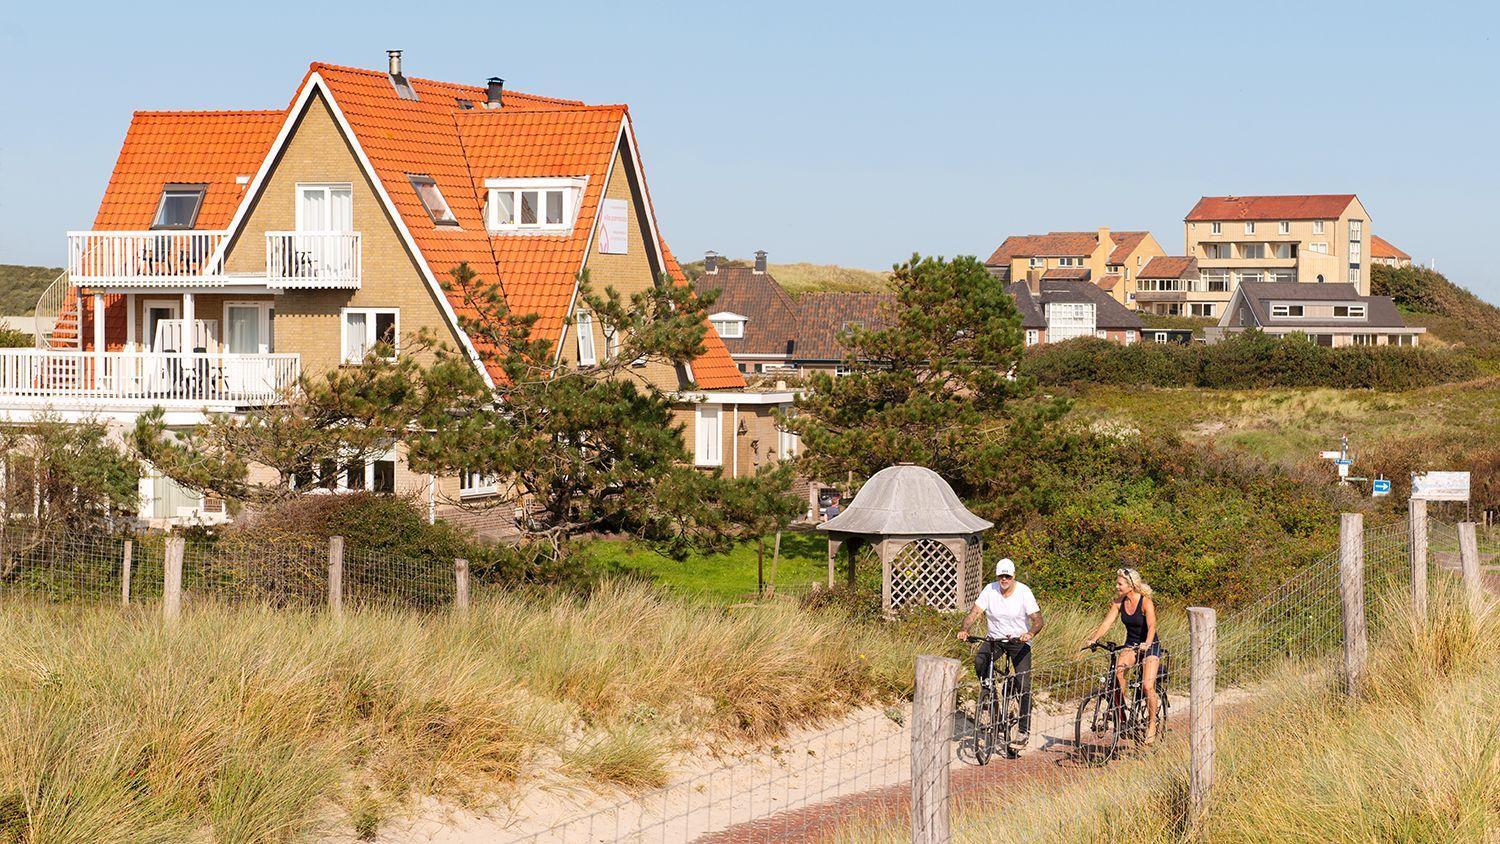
[956,558,1044,750]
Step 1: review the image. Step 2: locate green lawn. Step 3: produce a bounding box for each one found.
[586,529,829,602]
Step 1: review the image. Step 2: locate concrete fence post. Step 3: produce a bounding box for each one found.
[1408,498,1428,620]
[163,536,184,622]
[911,655,958,844]
[454,558,470,614]
[1187,606,1217,833]
[1338,512,1367,698]
[327,536,344,618]
[1458,522,1483,615]
[121,539,133,606]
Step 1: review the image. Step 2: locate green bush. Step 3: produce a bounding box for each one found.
[0,326,31,348]
[1019,332,1479,391]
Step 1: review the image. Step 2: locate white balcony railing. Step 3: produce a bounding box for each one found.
[0,349,299,407]
[266,231,362,289]
[67,231,229,287]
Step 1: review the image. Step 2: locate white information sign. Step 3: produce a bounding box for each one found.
[1411,471,1470,502]
[598,198,629,255]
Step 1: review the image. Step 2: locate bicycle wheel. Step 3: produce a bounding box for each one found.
[999,676,1024,755]
[974,684,998,766]
[1074,692,1122,762]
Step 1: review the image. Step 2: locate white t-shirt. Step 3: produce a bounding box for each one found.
[974,581,1040,638]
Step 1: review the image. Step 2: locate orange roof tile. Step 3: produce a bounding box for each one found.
[1185,194,1357,222]
[1370,235,1410,260]
[94,110,283,229]
[1105,231,1150,264]
[1139,256,1198,279]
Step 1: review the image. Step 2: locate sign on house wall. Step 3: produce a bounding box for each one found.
[1411,471,1470,502]
[598,199,629,255]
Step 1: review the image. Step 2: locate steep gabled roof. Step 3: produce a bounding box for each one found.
[796,292,895,361]
[694,265,800,358]
[986,232,1098,263]
[1186,195,1358,222]
[1105,231,1150,264]
[1007,281,1142,331]
[90,61,743,390]
[94,110,283,229]
[1370,235,1410,260]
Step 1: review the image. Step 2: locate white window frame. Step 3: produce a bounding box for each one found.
[575,311,597,367]
[341,308,400,364]
[694,404,722,467]
[709,311,748,340]
[1309,241,1329,254]
[1270,304,1305,318]
[151,184,207,230]
[1044,302,1097,341]
[1244,222,1256,234]
[295,182,354,231]
[777,411,800,460]
[1241,243,1266,260]
[484,177,587,233]
[1211,222,1222,235]
[1269,269,1295,284]
[1025,329,1040,346]
[1028,257,1044,269]
[224,300,273,354]
[1278,221,1290,234]
[603,322,620,360]
[1124,330,1137,345]
[460,469,497,498]
[1313,221,1325,234]
[1333,304,1367,319]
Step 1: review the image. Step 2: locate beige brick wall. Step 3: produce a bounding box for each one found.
[221,90,461,379]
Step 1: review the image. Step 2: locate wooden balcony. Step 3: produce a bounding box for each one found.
[67,231,229,287]
[0,349,299,409]
[265,231,362,289]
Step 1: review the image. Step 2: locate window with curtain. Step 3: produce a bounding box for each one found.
[575,312,596,366]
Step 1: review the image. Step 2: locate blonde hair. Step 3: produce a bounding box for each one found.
[1118,567,1153,597]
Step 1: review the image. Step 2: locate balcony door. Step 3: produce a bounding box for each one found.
[294,184,354,279]
[224,301,276,395]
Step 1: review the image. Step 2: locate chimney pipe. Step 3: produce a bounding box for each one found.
[486,77,505,109]
[754,250,767,275]
[705,251,719,275]
[387,50,403,78]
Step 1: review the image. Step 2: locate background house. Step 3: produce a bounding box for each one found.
[1371,235,1413,268]
[1184,195,1374,304]
[985,228,1165,308]
[1007,279,1144,345]
[1204,281,1422,347]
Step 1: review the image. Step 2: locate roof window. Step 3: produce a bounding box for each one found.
[408,175,459,226]
[484,177,587,233]
[151,184,207,229]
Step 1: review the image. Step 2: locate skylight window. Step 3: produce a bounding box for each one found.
[151,184,207,229]
[485,177,586,233]
[408,175,458,226]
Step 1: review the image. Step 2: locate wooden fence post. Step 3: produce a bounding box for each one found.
[120,539,133,606]
[1458,522,1483,615]
[454,558,470,614]
[911,655,958,844]
[1338,512,1367,698]
[327,536,344,618]
[163,536,184,622]
[1408,498,1428,620]
[1187,606,1217,833]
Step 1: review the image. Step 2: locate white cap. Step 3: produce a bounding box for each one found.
[995,558,1015,576]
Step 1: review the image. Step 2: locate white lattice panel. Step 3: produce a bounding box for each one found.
[963,535,983,606]
[888,538,960,611]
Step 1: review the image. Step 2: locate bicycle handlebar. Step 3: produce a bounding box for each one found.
[966,635,1022,644]
[1081,641,1127,653]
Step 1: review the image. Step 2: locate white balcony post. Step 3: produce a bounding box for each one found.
[91,294,105,384]
[181,292,195,369]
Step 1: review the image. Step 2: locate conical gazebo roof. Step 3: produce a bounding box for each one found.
[817,464,993,537]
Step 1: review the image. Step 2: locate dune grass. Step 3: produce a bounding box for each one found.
[0,581,952,842]
[830,577,1499,843]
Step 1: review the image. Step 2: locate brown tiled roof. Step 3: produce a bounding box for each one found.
[1105,231,1150,264]
[1139,256,1199,279]
[986,232,1098,264]
[1186,195,1357,222]
[1096,274,1120,291]
[1370,235,1410,260]
[694,267,800,358]
[796,292,895,361]
[1042,267,1091,281]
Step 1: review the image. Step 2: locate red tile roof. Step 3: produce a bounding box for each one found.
[93,110,283,229]
[986,230,1150,266]
[1139,256,1198,279]
[1041,267,1090,281]
[90,61,742,390]
[1185,195,1357,222]
[1370,235,1410,260]
[1105,231,1150,264]
[1096,274,1121,292]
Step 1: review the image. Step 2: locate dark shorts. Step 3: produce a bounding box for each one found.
[1126,640,1164,660]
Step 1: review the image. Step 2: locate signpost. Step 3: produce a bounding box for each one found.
[1372,478,1391,497]
[1411,471,1470,502]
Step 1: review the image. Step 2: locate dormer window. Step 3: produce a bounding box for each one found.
[408,175,458,226]
[709,312,747,339]
[485,177,586,233]
[152,184,206,229]
[1270,304,1305,318]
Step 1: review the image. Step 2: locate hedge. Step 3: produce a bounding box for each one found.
[1018,331,1480,390]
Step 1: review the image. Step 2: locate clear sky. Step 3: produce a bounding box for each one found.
[3,1,1497,303]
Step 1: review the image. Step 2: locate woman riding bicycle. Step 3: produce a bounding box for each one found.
[1082,568,1162,745]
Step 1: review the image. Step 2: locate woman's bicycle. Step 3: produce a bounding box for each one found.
[1073,641,1168,761]
[965,636,1026,765]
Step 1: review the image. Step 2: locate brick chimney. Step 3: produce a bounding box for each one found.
[705,250,719,274]
[754,250,767,275]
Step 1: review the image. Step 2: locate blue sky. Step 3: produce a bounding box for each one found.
[3,1,1497,303]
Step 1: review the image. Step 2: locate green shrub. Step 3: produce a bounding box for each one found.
[1019,332,1479,391]
[0,326,31,348]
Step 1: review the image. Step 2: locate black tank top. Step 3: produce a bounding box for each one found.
[1122,595,1154,646]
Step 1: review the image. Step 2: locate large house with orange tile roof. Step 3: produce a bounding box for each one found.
[1370,235,1412,268]
[5,53,791,527]
[984,227,1165,309]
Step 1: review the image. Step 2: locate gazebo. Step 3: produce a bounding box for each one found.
[818,464,993,612]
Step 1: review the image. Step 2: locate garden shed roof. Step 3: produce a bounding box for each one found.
[818,464,992,536]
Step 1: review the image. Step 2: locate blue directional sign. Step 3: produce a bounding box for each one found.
[1372,478,1391,497]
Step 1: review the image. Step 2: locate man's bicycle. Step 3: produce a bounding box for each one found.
[965,635,1026,765]
[1073,641,1168,761]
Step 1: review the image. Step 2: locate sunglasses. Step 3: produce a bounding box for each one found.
[997,574,1014,581]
